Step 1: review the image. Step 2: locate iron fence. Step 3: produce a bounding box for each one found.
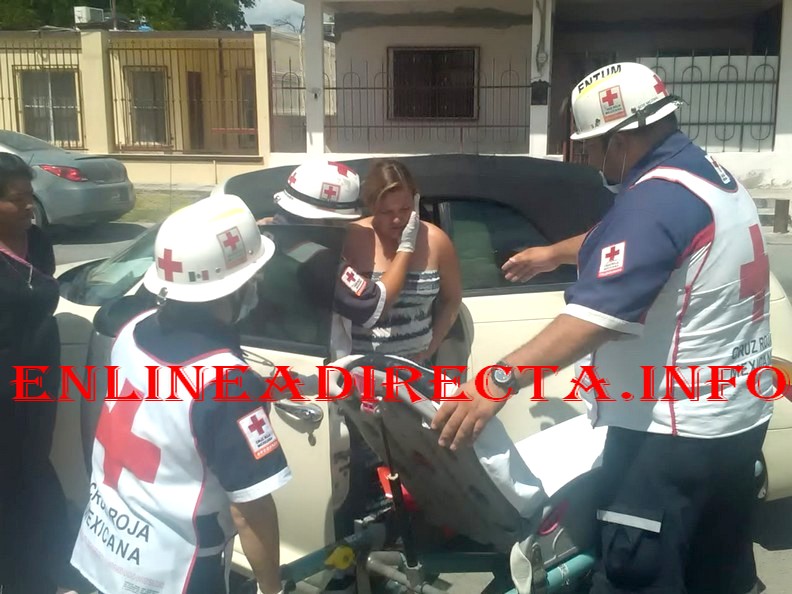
[270,57,532,154]
[0,33,84,149]
[108,34,257,154]
[567,50,779,163]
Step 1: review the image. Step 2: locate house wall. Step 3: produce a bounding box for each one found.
[331,1,533,154]
[269,31,337,153]
[0,32,84,149]
[549,18,772,155]
[544,2,792,189]
[107,35,257,155]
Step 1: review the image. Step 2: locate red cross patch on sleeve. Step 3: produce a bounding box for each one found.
[598,241,626,278]
[237,407,279,460]
[341,266,367,296]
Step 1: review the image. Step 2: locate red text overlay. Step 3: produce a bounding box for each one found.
[10,364,792,403]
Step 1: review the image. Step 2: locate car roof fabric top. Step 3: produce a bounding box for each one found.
[226,154,614,243]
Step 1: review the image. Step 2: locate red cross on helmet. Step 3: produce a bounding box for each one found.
[274,160,362,220]
[142,193,275,302]
[569,62,682,141]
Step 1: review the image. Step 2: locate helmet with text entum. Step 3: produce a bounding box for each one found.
[570,62,683,141]
[274,160,362,220]
[142,193,275,303]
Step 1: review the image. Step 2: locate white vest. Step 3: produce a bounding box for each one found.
[580,162,775,438]
[71,311,244,594]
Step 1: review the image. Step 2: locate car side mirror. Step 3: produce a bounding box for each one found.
[93,294,156,338]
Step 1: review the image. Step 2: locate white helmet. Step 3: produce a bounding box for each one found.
[569,62,682,141]
[142,193,275,303]
[274,160,362,220]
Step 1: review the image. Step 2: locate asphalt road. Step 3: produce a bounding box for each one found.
[52,222,792,593]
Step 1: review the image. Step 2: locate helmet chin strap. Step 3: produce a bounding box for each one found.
[601,134,628,186]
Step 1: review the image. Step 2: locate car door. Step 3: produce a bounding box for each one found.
[434,197,589,443]
[231,223,348,572]
[51,223,348,577]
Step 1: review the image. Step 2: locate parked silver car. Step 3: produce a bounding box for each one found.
[0,130,135,229]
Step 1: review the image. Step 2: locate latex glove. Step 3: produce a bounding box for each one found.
[397,193,421,253]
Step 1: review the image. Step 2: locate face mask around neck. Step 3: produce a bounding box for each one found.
[598,134,627,195]
[234,280,259,323]
[599,170,622,195]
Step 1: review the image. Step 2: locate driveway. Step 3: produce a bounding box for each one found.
[51,222,792,593]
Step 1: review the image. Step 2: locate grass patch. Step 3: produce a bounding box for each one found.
[119,190,203,224]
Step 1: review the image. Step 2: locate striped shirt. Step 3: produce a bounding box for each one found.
[351,269,440,357]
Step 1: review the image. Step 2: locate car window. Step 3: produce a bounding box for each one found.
[443,199,578,292]
[59,223,160,306]
[237,224,346,357]
[0,130,58,152]
[59,221,344,355]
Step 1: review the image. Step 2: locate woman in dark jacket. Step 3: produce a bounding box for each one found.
[0,153,80,593]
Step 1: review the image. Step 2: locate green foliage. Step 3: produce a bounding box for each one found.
[0,0,257,31]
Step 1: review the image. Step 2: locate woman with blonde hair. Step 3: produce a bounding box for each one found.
[344,159,462,362]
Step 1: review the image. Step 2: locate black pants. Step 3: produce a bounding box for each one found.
[0,397,84,594]
[589,422,768,594]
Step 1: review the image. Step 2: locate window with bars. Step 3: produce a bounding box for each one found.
[389,47,478,120]
[19,70,81,147]
[237,69,257,149]
[127,68,168,145]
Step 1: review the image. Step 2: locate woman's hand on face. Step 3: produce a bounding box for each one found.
[397,211,420,253]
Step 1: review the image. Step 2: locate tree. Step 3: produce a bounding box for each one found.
[0,0,257,31]
[272,15,304,34]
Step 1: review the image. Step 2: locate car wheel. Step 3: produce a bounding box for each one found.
[32,198,48,231]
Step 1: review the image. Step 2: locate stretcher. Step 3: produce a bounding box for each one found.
[274,353,610,594]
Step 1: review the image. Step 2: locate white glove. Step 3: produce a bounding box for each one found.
[397,194,421,253]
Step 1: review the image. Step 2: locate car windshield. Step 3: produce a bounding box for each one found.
[0,130,58,152]
[61,224,160,306]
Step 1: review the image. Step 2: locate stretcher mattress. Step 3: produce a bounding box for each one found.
[336,362,608,552]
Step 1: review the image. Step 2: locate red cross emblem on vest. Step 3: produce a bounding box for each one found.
[95,383,162,490]
[739,224,769,323]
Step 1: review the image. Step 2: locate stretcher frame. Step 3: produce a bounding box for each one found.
[268,354,606,594]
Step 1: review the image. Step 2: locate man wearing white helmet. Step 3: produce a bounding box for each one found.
[71,194,290,594]
[265,159,420,359]
[434,62,772,594]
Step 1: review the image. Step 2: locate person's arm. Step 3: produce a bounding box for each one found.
[501,232,587,283]
[431,314,620,449]
[433,182,714,449]
[420,228,462,361]
[335,212,421,328]
[192,369,292,594]
[231,496,282,594]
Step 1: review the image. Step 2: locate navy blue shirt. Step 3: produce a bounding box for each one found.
[134,307,289,543]
[564,131,727,332]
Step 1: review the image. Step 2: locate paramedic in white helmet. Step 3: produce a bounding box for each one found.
[434,62,773,594]
[263,160,419,359]
[71,194,290,594]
